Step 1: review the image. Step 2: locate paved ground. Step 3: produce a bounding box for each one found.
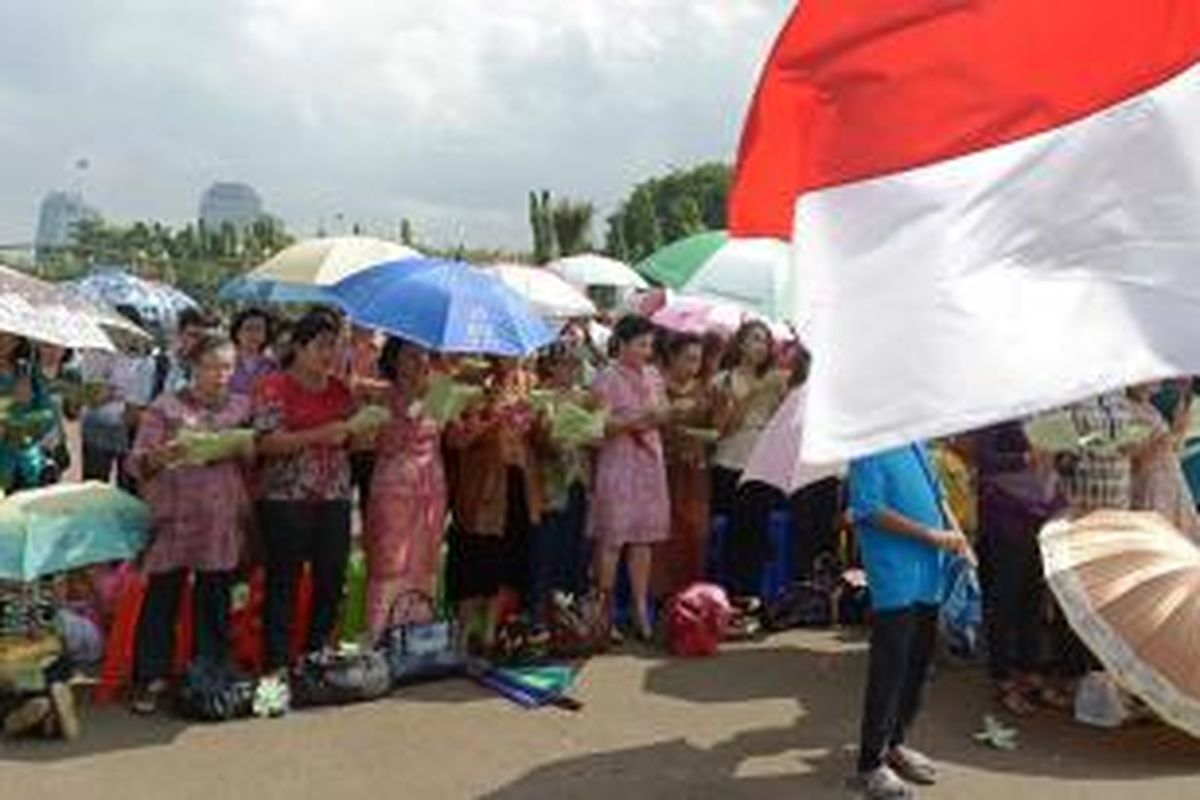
[2,629,1198,800]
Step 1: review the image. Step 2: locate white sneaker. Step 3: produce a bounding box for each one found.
[849,765,916,800]
[48,682,81,741]
[252,674,291,718]
[886,746,937,786]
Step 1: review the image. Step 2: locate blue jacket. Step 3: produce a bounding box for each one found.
[848,442,949,611]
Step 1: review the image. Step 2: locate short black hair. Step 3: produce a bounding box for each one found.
[377,336,420,382]
[114,304,146,329]
[177,307,212,332]
[230,307,275,351]
[609,314,655,357]
[291,309,341,350]
[664,331,703,362]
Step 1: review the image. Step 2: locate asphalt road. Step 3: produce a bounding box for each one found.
[2,629,1198,800]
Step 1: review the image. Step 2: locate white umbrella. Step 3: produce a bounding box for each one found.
[483,263,596,319]
[636,232,793,321]
[0,265,149,351]
[742,386,846,493]
[244,236,420,287]
[548,254,649,290]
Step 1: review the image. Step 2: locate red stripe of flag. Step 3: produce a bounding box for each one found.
[730,0,1200,239]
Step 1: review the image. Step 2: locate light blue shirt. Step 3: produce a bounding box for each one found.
[848,442,948,612]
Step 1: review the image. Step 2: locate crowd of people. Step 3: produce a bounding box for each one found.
[1,296,1194,795]
[0,301,847,735]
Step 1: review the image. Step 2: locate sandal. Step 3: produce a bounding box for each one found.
[996,682,1036,717]
[49,681,81,741]
[3,697,52,737]
[1031,683,1072,711]
[129,680,168,716]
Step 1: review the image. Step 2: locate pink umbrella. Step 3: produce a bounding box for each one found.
[742,386,845,494]
[651,294,791,339]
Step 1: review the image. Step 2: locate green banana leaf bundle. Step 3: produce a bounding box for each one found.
[345,404,393,436]
[549,401,608,449]
[422,376,484,426]
[176,428,256,466]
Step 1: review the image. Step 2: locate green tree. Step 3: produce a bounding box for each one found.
[43,216,294,307]
[605,162,732,261]
[616,187,663,263]
[551,198,594,257]
[528,189,558,264]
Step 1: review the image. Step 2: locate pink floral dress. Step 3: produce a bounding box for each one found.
[1130,399,1200,538]
[130,392,253,574]
[588,363,670,547]
[363,386,447,630]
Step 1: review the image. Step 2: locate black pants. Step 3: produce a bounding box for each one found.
[134,570,233,684]
[713,467,778,598]
[259,500,352,671]
[350,451,376,521]
[530,482,588,621]
[791,477,843,579]
[82,443,138,494]
[979,533,1045,683]
[858,604,938,773]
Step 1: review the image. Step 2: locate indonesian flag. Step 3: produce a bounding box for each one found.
[730,1,1200,462]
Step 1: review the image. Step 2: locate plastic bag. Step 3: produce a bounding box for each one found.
[667,583,733,658]
[1074,671,1131,728]
[940,557,983,660]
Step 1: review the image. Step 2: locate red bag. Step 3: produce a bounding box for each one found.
[95,567,315,704]
[667,583,732,658]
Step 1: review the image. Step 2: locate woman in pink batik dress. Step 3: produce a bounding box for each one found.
[363,337,447,639]
[589,315,671,641]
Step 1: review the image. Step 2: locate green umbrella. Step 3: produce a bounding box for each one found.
[0,482,150,581]
[636,231,728,288]
[635,231,792,320]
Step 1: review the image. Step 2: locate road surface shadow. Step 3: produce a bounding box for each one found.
[0,702,188,762]
[482,724,848,799]
[643,641,1200,784]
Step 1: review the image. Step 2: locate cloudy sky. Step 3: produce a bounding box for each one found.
[0,1,792,251]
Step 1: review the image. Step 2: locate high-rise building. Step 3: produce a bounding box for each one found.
[34,190,99,253]
[198,182,265,230]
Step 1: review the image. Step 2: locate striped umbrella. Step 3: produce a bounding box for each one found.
[635,232,792,320]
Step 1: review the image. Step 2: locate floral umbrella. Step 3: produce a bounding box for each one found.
[0,265,148,351]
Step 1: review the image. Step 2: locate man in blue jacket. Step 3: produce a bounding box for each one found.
[849,442,975,800]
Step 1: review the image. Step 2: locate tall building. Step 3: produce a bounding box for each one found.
[34,190,99,253]
[198,182,265,230]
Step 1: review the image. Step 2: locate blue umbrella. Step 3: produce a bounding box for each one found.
[71,266,198,329]
[0,482,150,581]
[329,258,555,356]
[218,274,338,306]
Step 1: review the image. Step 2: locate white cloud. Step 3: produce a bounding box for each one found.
[0,0,793,251]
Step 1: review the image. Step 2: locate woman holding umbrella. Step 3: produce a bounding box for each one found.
[362,337,447,640]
